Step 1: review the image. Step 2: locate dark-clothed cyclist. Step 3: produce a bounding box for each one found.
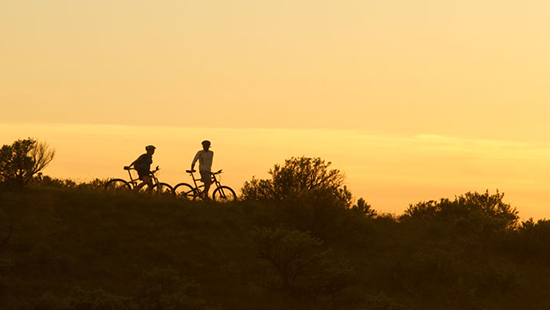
[126,145,156,190]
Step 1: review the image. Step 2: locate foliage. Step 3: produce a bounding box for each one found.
[401,190,519,239]
[251,226,356,297]
[242,157,362,241]
[241,156,352,207]
[31,174,108,190]
[509,218,550,260]
[0,138,55,188]
[351,198,377,218]
[276,188,372,243]
[2,184,550,310]
[133,267,212,310]
[252,226,324,290]
[386,247,518,308]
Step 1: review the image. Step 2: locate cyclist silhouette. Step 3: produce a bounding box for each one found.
[191,140,213,198]
[126,145,156,191]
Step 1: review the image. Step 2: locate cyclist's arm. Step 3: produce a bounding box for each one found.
[128,157,140,168]
[125,161,136,170]
[191,152,200,170]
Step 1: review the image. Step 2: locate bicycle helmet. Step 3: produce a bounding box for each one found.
[145,145,156,150]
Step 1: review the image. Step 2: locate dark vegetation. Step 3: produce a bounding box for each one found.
[0,138,55,189]
[1,139,550,309]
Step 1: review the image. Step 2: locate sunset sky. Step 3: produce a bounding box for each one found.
[2,1,550,219]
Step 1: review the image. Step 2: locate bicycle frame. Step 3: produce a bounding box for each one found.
[173,169,236,201]
[186,169,222,196]
[105,166,173,194]
[125,166,161,190]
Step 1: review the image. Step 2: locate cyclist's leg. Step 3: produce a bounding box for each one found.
[135,170,153,191]
[200,170,212,198]
[143,175,153,191]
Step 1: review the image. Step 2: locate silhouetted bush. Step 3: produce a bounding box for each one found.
[510,218,550,259]
[401,191,519,248]
[351,198,377,218]
[277,189,374,243]
[0,138,55,188]
[387,247,518,308]
[241,156,352,206]
[251,226,356,298]
[133,267,212,310]
[242,157,371,242]
[30,175,108,190]
[403,190,518,227]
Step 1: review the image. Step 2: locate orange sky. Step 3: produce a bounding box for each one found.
[2,1,550,219]
[2,123,550,220]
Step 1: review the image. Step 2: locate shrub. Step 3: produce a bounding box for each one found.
[241,156,352,207]
[0,138,55,188]
[386,247,518,308]
[133,267,211,310]
[401,190,519,246]
[30,175,109,190]
[512,218,550,259]
[403,190,518,227]
[251,226,356,297]
[351,198,377,218]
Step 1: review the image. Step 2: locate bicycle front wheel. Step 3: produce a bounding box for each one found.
[212,186,236,202]
[152,182,174,195]
[104,179,132,191]
[173,183,197,200]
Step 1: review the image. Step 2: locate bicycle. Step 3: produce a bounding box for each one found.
[104,166,174,194]
[173,169,236,202]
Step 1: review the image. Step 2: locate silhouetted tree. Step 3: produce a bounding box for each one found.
[351,198,377,218]
[0,138,55,188]
[241,156,352,207]
[512,218,550,259]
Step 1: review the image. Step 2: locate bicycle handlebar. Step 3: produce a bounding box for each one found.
[186,169,223,174]
[124,166,160,173]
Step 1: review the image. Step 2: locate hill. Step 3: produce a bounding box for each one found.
[1,187,550,310]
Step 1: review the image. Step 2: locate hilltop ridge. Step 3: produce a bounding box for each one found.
[1,187,550,310]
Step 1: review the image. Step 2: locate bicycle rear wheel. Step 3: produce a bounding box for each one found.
[173,183,197,200]
[105,179,132,191]
[212,186,236,202]
[152,182,174,195]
